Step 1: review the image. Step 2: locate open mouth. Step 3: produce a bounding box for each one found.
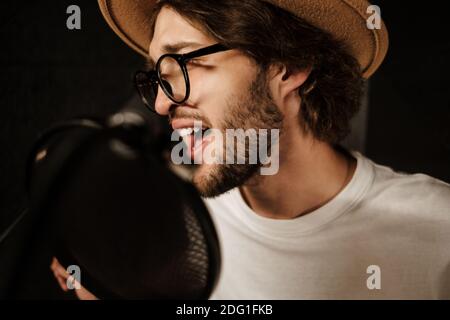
[176,125,213,161]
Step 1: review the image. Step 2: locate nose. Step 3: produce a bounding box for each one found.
[154,86,174,116]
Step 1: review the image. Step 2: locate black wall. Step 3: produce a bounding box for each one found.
[368,1,450,181]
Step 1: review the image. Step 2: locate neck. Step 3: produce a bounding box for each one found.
[240,124,357,220]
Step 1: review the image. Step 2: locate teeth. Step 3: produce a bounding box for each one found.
[177,128,194,137]
[176,126,207,138]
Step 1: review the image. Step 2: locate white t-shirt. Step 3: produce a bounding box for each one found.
[203,151,450,299]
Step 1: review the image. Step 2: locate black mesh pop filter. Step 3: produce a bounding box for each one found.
[26,111,220,299]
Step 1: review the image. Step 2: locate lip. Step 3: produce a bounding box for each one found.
[171,118,207,131]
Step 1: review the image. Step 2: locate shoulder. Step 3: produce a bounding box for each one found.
[364,156,450,224]
[358,157,450,272]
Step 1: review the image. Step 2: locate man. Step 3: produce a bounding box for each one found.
[53,0,450,299]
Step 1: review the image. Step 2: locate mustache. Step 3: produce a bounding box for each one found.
[169,109,212,127]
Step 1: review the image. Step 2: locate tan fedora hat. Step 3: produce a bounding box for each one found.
[98,0,389,78]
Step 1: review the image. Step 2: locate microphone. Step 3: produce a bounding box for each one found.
[24,110,220,299]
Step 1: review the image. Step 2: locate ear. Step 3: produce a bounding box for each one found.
[268,64,312,113]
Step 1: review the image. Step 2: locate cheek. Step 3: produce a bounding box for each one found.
[189,61,256,126]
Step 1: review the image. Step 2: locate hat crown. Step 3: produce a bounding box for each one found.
[98,0,389,78]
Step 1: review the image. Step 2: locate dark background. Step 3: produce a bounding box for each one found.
[0,1,449,298]
[367,1,450,181]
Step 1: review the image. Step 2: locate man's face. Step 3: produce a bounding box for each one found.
[149,7,283,198]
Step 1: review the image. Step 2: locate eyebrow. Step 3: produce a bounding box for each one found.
[146,41,203,69]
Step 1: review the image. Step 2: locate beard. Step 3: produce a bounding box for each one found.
[193,69,284,198]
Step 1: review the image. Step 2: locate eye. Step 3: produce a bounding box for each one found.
[187,59,203,66]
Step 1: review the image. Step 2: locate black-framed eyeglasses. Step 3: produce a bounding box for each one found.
[135,43,231,113]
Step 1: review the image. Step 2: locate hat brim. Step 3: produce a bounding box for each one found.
[98,0,388,78]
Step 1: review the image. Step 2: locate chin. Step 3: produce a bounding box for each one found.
[192,162,259,199]
[192,163,223,198]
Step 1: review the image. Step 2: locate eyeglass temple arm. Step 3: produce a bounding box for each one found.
[182,44,230,61]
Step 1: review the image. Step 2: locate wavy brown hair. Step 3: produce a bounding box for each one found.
[149,0,364,144]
